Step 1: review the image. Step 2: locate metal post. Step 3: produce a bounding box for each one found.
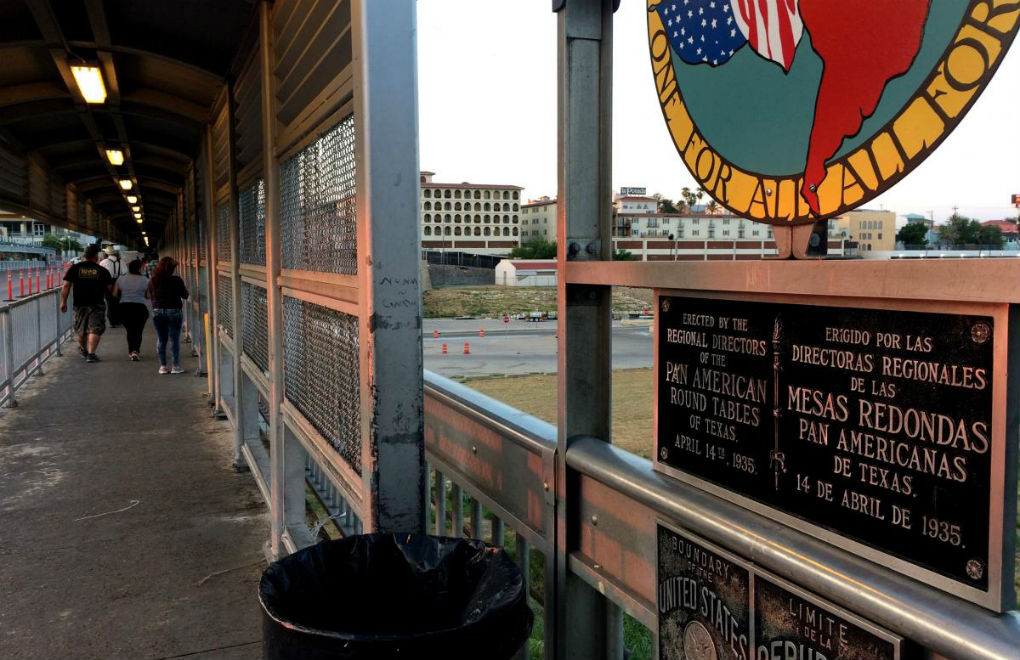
[227,81,246,471]
[3,310,17,408]
[351,0,425,534]
[259,0,287,559]
[54,291,62,356]
[555,0,616,656]
[204,125,220,409]
[34,298,43,376]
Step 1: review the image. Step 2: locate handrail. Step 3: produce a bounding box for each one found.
[423,369,557,455]
[566,436,1020,660]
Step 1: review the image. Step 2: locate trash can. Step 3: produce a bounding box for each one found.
[259,533,533,660]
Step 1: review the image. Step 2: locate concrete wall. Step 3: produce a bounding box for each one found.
[427,264,494,287]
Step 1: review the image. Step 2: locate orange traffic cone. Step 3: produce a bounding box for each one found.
[432,330,439,339]
[463,342,470,354]
[441,343,448,355]
[479,329,485,337]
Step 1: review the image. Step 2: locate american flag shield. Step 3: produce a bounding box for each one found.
[731,0,803,71]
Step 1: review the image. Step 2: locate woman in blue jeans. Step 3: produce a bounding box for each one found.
[147,256,190,374]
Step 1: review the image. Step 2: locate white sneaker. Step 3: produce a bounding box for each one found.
[159,366,169,374]
[170,366,185,374]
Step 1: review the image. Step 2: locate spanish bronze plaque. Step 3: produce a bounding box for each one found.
[754,571,901,660]
[655,294,996,593]
[658,522,752,660]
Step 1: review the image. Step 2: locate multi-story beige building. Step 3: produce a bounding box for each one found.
[520,196,557,242]
[419,171,523,255]
[834,209,896,253]
[612,211,847,259]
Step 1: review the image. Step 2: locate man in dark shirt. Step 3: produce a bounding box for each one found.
[61,244,114,363]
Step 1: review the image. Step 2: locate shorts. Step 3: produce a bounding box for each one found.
[74,304,107,336]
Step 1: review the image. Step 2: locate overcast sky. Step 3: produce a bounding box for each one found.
[417,1,1019,224]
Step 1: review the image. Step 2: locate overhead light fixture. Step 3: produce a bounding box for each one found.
[119,179,133,190]
[143,237,149,246]
[126,195,138,204]
[135,217,143,224]
[70,65,107,104]
[131,205,140,212]
[105,149,124,166]
[134,212,142,219]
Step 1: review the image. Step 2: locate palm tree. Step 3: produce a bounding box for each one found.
[705,200,720,215]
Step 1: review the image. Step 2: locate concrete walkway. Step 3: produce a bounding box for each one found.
[0,327,268,659]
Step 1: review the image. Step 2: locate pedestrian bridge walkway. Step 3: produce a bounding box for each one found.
[0,328,266,659]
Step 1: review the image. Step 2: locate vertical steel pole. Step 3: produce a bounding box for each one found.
[351,0,425,534]
[259,0,287,559]
[54,291,62,356]
[3,310,17,408]
[204,125,220,409]
[555,0,616,656]
[34,298,43,376]
[227,82,246,471]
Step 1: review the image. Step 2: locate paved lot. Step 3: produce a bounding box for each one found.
[423,319,653,377]
[0,328,267,660]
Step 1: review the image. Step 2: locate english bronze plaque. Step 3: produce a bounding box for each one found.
[654,293,1009,607]
[658,523,752,660]
[754,571,901,660]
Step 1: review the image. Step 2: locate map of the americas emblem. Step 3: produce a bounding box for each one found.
[647,0,1020,230]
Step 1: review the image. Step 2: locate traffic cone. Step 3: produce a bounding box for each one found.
[5,271,11,301]
[35,267,41,293]
[463,342,470,354]
[432,330,439,339]
[441,343,448,355]
[479,329,485,337]
[19,270,24,297]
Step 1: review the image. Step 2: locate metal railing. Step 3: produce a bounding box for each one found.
[419,371,1020,660]
[0,288,73,408]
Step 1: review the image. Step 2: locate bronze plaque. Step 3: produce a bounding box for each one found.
[655,294,997,593]
[754,572,901,659]
[658,523,752,660]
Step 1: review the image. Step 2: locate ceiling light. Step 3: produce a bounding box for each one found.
[119,179,133,190]
[131,205,140,212]
[70,65,107,104]
[105,149,124,166]
[134,212,142,219]
[143,237,149,246]
[135,217,143,224]
[126,195,138,204]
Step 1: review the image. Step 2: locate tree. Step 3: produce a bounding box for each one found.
[895,222,928,247]
[509,237,557,259]
[938,213,982,247]
[705,200,720,215]
[612,248,637,261]
[653,193,678,214]
[679,186,705,212]
[41,233,81,253]
[978,224,1003,249]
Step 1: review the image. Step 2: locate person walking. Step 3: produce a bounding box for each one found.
[115,259,150,361]
[99,248,125,327]
[60,244,114,364]
[148,256,189,374]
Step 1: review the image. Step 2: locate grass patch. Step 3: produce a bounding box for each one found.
[423,285,655,318]
[466,367,655,458]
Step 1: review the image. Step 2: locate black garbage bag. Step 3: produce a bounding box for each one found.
[259,533,533,660]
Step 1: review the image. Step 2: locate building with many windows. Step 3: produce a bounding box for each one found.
[419,171,523,255]
[834,209,896,253]
[520,196,557,242]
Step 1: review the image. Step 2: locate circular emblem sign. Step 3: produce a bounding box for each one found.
[647,1,1020,225]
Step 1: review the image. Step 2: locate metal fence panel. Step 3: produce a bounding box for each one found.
[239,180,266,266]
[216,201,232,263]
[217,275,233,337]
[283,295,361,472]
[280,115,357,274]
[241,281,269,372]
